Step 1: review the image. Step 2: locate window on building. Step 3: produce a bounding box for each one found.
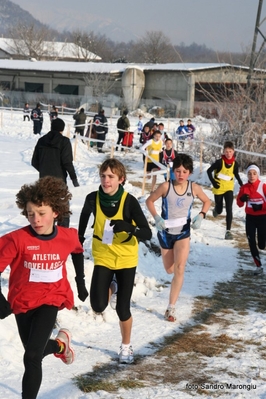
[0,81,11,90]
[54,85,79,95]
[25,83,44,93]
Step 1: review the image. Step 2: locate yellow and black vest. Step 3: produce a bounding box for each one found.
[92,191,138,269]
[212,159,235,195]
[147,139,163,163]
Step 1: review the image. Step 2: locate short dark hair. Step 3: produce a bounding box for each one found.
[173,153,193,173]
[51,118,65,132]
[223,141,234,150]
[152,130,162,138]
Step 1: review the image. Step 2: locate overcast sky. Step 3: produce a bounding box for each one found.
[11,0,266,53]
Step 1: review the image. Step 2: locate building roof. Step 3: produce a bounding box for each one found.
[0,38,101,61]
[0,60,257,74]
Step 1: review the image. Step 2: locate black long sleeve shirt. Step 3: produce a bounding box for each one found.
[207,158,243,186]
[78,191,152,243]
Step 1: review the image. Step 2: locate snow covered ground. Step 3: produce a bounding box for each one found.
[0,109,265,398]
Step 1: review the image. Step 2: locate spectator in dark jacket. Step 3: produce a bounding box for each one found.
[143,117,155,131]
[73,108,87,140]
[49,105,58,121]
[31,103,43,135]
[31,118,79,227]
[93,109,108,153]
[116,110,130,151]
[186,119,196,139]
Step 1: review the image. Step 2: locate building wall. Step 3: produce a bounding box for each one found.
[143,71,189,100]
[0,63,262,117]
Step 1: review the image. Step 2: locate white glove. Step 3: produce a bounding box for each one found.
[191,214,203,230]
[154,215,165,232]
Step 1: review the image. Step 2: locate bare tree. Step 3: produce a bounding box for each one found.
[70,30,115,62]
[7,23,55,60]
[131,31,178,63]
[83,72,119,98]
[195,69,266,170]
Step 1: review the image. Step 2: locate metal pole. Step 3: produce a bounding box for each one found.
[247,0,264,89]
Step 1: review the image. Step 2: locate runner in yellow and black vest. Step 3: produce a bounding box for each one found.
[141,130,163,192]
[78,159,151,365]
[207,141,243,240]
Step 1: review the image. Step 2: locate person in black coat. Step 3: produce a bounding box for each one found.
[73,107,87,140]
[31,118,79,227]
[31,103,43,135]
[143,117,155,131]
[93,109,108,153]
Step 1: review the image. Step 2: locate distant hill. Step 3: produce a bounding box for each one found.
[0,0,134,43]
[0,0,48,36]
[11,1,135,43]
[0,0,249,66]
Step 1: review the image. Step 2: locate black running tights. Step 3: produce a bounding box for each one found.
[214,191,233,230]
[90,265,136,321]
[15,305,59,399]
[246,214,266,263]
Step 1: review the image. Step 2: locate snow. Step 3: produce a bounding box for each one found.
[0,109,265,398]
[0,60,249,74]
[0,38,101,61]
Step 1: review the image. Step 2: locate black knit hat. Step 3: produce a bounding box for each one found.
[51,118,65,132]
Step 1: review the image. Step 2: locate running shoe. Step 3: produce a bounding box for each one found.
[225,230,233,240]
[54,328,74,365]
[254,267,263,276]
[212,208,218,218]
[118,345,134,364]
[164,307,176,322]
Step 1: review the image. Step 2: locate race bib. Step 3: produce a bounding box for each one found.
[217,173,231,181]
[102,219,114,245]
[29,266,63,283]
[165,217,187,228]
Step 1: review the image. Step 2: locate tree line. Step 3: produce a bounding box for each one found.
[6,22,258,66]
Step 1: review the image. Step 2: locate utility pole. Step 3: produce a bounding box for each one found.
[247,0,265,89]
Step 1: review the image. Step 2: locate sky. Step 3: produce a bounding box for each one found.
[9,0,266,53]
[1,109,266,398]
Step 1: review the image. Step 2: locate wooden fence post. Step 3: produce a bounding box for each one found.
[141,155,148,196]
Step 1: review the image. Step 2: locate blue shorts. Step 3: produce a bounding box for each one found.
[157,229,190,249]
[164,169,175,181]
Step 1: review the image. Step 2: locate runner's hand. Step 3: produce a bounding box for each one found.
[0,292,12,319]
[154,215,165,232]
[191,214,203,230]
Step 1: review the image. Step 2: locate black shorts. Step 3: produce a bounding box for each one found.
[146,162,158,172]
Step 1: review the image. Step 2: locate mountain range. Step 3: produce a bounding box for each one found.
[0,0,45,35]
[0,0,136,43]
